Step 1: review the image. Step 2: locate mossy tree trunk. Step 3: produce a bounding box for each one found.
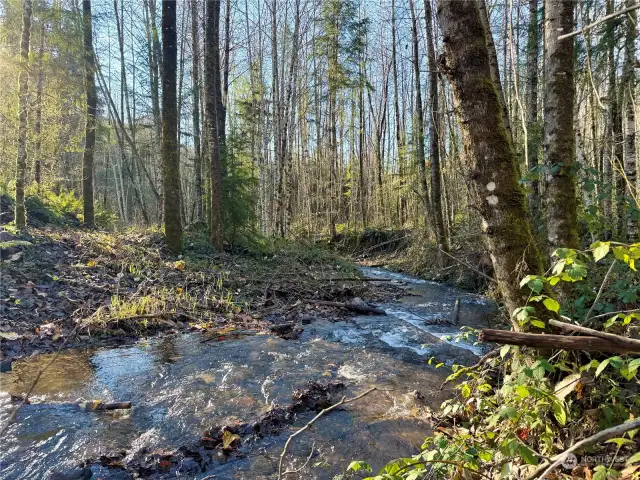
[15,0,32,230]
[409,0,431,226]
[424,0,448,258]
[436,0,544,329]
[205,0,224,251]
[161,0,183,252]
[544,0,579,254]
[82,0,96,226]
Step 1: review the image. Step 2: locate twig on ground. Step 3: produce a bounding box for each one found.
[277,387,378,480]
[526,418,640,480]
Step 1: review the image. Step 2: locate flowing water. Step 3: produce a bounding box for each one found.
[0,267,496,479]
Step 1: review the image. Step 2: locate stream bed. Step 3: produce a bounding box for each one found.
[0,267,496,479]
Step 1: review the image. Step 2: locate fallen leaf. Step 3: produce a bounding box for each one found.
[87,260,97,267]
[9,252,22,262]
[222,430,240,450]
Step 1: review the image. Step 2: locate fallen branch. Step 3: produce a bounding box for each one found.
[277,387,378,480]
[438,248,496,284]
[526,418,640,480]
[479,329,640,354]
[558,2,640,40]
[548,318,640,349]
[303,299,385,315]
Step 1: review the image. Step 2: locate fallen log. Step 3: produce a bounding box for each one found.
[303,298,385,315]
[479,329,640,354]
[548,319,640,348]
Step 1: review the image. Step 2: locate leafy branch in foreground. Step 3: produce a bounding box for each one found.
[338,242,640,479]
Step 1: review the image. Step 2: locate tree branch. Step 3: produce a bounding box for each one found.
[558,2,640,40]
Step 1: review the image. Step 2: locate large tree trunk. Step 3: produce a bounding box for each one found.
[191,0,203,222]
[391,0,404,223]
[82,0,96,226]
[544,0,579,254]
[33,20,45,192]
[424,0,448,257]
[205,0,224,250]
[623,0,637,240]
[15,0,32,229]
[409,0,431,226]
[161,0,183,252]
[436,0,544,328]
[477,0,512,143]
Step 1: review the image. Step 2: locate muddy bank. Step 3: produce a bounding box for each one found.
[1,228,396,362]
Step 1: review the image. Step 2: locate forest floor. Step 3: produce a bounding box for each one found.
[0,225,406,364]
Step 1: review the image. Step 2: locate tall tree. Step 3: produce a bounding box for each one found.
[391,0,405,223]
[161,0,183,252]
[623,0,637,239]
[544,0,579,254]
[191,0,203,222]
[424,0,448,256]
[82,0,97,226]
[526,0,540,221]
[14,0,32,229]
[205,0,224,250]
[436,0,544,328]
[409,0,431,226]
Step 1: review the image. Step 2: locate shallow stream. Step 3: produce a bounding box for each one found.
[0,267,496,479]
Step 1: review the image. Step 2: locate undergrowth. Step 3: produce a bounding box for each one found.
[340,241,640,480]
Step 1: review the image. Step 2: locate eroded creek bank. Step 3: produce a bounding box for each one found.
[0,267,496,479]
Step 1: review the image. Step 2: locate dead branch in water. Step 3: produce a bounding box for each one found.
[277,387,379,479]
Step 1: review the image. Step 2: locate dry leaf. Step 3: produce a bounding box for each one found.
[222,430,240,450]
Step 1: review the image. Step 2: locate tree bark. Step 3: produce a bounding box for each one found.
[424,0,448,256]
[526,0,540,223]
[82,0,97,226]
[15,0,32,229]
[480,329,640,355]
[436,0,544,328]
[477,0,512,143]
[191,0,203,222]
[544,0,579,254]
[205,0,224,250]
[161,0,183,252]
[623,0,637,240]
[34,20,45,192]
[409,0,431,226]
